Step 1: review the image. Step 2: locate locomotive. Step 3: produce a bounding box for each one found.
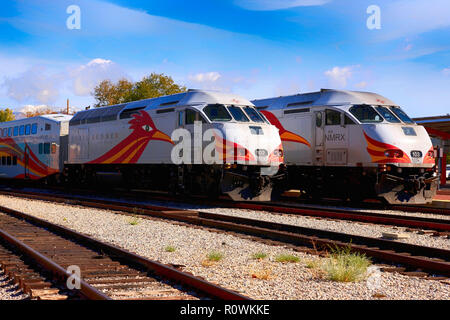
[0,90,284,201]
[252,89,439,204]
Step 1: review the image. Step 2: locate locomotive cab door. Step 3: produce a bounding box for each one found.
[313,111,324,166]
[324,109,348,166]
[183,108,206,164]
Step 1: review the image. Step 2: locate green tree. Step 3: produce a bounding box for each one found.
[92,73,186,107]
[92,78,133,107]
[0,108,15,122]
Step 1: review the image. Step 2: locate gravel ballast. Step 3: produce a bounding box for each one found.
[0,195,448,300]
[0,271,28,300]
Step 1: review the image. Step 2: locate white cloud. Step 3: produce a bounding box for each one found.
[324,66,353,88]
[70,58,127,96]
[188,72,222,83]
[234,0,331,11]
[20,104,53,114]
[1,58,127,105]
[2,66,61,104]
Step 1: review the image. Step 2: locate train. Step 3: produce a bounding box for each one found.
[0,90,284,201]
[252,89,439,204]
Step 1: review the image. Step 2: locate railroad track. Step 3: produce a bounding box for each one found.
[1,188,449,234]
[0,205,249,300]
[0,189,449,279]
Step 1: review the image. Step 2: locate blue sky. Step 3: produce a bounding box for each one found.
[0,0,449,117]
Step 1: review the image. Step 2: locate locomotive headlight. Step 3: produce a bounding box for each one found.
[274,149,283,157]
[384,149,404,158]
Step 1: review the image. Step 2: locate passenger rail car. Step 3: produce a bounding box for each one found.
[252,89,438,204]
[66,90,284,201]
[0,114,72,181]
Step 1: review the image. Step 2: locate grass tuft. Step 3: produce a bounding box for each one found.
[322,245,371,282]
[165,245,176,253]
[251,252,268,260]
[275,254,299,263]
[207,251,224,262]
[128,217,140,225]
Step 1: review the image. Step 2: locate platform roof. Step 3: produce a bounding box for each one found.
[414,115,450,140]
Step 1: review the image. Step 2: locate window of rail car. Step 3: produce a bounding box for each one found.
[243,106,265,123]
[227,106,250,122]
[203,104,232,122]
[120,106,146,119]
[19,125,25,136]
[325,109,341,125]
[1,156,5,165]
[25,124,31,135]
[31,123,38,134]
[12,156,17,166]
[44,143,50,154]
[349,105,383,123]
[13,126,18,136]
[389,106,414,124]
[185,108,207,125]
[374,106,401,123]
[8,128,12,136]
[45,123,51,131]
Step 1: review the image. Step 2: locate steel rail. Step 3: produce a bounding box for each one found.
[0,205,250,300]
[1,191,448,277]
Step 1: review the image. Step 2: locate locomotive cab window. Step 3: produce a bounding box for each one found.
[389,107,414,124]
[349,105,383,123]
[243,106,265,123]
[45,123,51,131]
[185,109,207,125]
[375,106,400,123]
[325,110,341,126]
[203,104,232,122]
[315,112,323,127]
[344,115,356,125]
[227,106,249,122]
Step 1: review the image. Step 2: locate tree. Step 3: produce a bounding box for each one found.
[92,79,133,107]
[0,108,15,122]
[92,73,187,107]
[23,107,56,118]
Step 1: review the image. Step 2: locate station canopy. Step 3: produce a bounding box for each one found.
[413,115,450,140]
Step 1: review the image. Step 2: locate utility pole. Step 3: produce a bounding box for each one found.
[67,99,70,114]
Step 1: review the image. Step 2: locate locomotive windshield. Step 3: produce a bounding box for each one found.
[203,104,232,122]
[227,106,250,122]
[389,107,414,124]
[203,104,267,123]
[349,105,383,123]
[375,106,401,123]
[243,106,265,123]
